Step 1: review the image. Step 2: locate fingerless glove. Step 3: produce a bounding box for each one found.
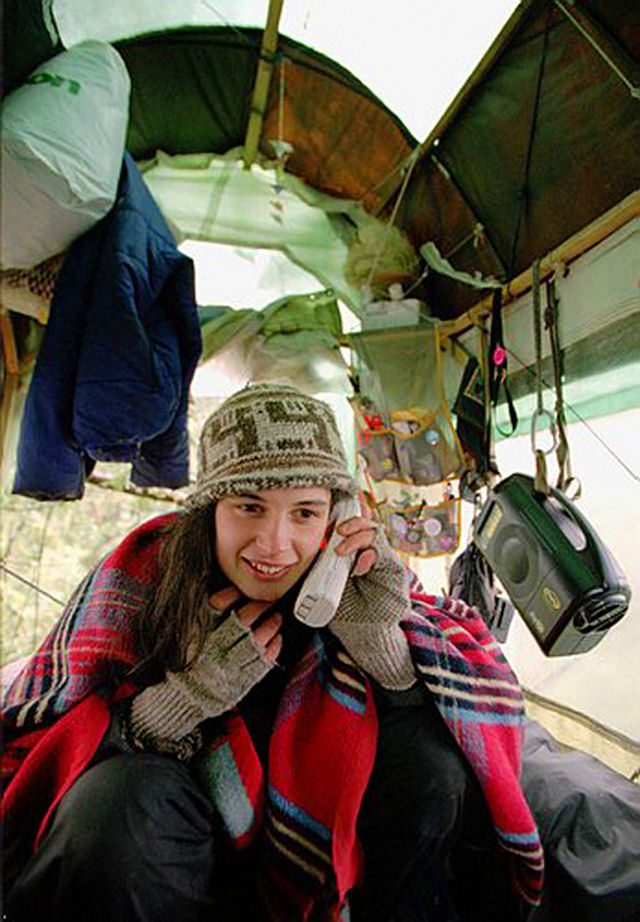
[329,529,416,690]
[126,605,273,753]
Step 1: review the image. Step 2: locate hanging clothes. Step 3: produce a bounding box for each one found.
[13,152,202,500]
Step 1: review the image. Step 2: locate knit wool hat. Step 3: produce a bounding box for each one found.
[188,383,356,507]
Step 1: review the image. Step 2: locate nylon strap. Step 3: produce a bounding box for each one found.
[545,274,581,498]
[489,288,518,437]
[531,259,553,495]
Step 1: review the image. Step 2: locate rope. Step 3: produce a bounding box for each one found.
[278,54,286,146]
[507,12,551,280]
[531,259,553,494]
[499,344,639,484]
[357,144,420,208]
[533,260,543,417]
[198,1,256,44]
[364,146,421,292]
[1,563,65,607]
[553,0,640,100]
[545,274,580,497]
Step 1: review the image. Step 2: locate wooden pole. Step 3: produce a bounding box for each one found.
[374,0,542,214]
[0,312,19,375]
[242,0,285,169]
[1,311,20,487]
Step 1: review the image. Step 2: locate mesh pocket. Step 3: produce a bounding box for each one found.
[380,495,461,558]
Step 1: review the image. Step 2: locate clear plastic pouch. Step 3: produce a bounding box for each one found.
[358,476,462,559]
[384,500,459,557]
[377,491,461,558]
[353,402,402,481]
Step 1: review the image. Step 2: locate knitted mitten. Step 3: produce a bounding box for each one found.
[329,529,416,690]
[126,606,273,752]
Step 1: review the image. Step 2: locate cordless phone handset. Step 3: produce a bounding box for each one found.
[293,497,361,627]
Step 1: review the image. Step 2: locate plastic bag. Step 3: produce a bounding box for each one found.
[1,41,130,269]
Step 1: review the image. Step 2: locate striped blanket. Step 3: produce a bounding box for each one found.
[1,514,543,918]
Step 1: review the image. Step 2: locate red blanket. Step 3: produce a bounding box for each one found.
[2,514,543,918]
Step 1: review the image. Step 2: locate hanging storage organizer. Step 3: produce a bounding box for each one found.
[350,324,465,557]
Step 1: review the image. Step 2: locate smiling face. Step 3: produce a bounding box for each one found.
[214,486,332,602]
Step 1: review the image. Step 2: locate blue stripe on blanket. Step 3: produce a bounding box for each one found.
[496,827,544,846]
[436,704,524,726]
[320,676,367,715]
[201,741,256,840]
[268,785,331,842]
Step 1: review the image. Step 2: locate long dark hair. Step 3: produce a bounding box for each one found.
[134,504,224,677]
[134,489,338,679]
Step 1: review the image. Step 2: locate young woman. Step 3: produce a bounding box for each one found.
[2,383,542,921]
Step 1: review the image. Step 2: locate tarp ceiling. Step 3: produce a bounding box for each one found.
[3,0,639,322]
[397,0,640,317]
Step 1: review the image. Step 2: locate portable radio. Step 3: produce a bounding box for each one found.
[473,473,630,655]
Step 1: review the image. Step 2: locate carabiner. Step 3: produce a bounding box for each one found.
[530,407,558,456]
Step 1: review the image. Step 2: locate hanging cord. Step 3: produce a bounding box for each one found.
[198,1,257,45]
[553,0,640,100]
[507,12,551,281]
[498,341,639,485]
[197,0,257,44]
[360,148,417,204]
[364,146,421,293]
[531,258,557,494]
[479,321,499,483]
[1,562,64,607]
[269,54,292,167]
[266,55,292,225]
[278,53,286,148]
[545,271,581,498]
[402,266,430,298]
[488,288,518,439]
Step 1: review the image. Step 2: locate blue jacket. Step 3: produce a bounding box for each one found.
[13,153,202,499]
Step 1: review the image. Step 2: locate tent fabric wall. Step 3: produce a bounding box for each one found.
[141,151,367,310]
[394,0,640,318]
[4,1,639,323]
[2,0,63,91]
[117,26,415,213]
[441,216,640,426]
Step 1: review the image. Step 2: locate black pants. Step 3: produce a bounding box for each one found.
[5,692,526,922]
[353,687,528,922]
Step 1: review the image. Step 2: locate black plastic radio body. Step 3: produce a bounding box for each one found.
[473,473,630,655]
